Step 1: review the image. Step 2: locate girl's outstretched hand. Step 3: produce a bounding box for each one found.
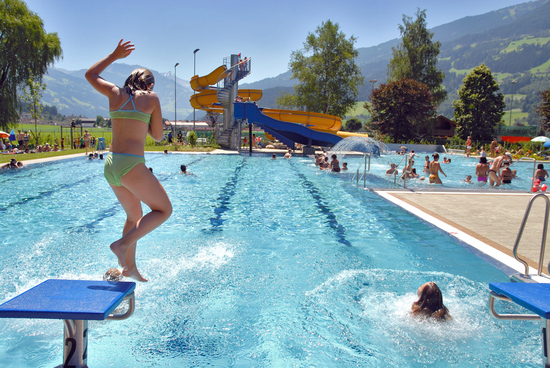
[113,39,135,60]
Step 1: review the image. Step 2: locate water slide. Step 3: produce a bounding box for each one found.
[190,66,262,113]
[233,102,343,149]
[190,65,367,147]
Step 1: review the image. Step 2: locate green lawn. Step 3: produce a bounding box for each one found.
[502,109,529,126]
[503,36,550,53]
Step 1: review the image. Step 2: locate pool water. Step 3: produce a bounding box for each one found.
[0,153,542,367]
[340,152,540,191]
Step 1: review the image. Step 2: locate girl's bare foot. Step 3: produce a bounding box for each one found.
[110,240,129,268]
[122,266,148,282]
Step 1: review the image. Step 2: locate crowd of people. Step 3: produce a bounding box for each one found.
[386,148,521,187]
[313,151,348,172]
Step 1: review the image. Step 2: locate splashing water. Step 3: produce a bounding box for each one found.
[329,136,386,159]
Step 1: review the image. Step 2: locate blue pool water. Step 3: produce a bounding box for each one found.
[0,153,542,367]
[341,152,539,191]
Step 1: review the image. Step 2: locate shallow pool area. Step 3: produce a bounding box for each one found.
[0,153,543,367]
[340,152,539,191]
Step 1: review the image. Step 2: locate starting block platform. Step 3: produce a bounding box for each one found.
[489,282,550,368]
[0,279,136,368]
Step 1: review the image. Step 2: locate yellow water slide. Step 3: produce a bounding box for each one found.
[190,66,263,112]
[262,108,341,133]
[261,108,368,139]
[190,65,227,91]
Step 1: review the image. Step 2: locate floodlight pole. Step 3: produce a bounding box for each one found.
[193,49,200,132]
[174,63,179,138]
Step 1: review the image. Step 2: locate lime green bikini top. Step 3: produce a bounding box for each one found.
[109,95,151,124]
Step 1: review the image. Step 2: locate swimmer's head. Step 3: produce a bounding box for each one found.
[411,282,450,321]
[124,68,155,95]
[180,164,186,173]
[103,268,122,282]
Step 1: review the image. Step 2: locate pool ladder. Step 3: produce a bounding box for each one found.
[512,193,550,280]
[353,153,371,188]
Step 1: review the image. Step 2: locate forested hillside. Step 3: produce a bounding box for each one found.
[246,0,550,126]
[37,0,550,125]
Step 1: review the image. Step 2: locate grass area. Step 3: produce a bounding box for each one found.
[502,109,529,125]
[0,144,218,164]
[345,101,370,119]
[530,59,550,74]
[503,37,550,53]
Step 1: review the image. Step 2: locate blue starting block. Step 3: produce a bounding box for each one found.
[0,279,136,368]
[489,282,550,368]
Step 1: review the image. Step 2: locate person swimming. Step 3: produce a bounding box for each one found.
[411,282,451,321]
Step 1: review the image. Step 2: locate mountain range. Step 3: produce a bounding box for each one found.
[40,0,550,123]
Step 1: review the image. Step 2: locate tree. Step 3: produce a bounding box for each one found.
[187,131,198,146]
[276,20,364,118]
[344,118,362,132]
[535,89,550,131]
[388,9,446,106]
[20,78,46,145]
[367,78,435,141]
[0,0,62,130]
[453,64,505,141]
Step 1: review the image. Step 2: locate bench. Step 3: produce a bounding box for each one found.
[0,279,136,368]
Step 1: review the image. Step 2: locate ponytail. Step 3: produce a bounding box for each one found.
[124,68,155,95]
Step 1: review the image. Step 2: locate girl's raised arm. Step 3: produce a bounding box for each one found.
[85,40,135,97]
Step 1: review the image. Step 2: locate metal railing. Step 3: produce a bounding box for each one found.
[517,157,537,192]
[512,193,550,277]
[352,153,371,188]
[386,155,409,189]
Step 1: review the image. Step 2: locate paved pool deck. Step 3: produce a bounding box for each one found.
[378,190,550,280]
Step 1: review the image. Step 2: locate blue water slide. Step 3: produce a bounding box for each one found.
[233,102,342,149]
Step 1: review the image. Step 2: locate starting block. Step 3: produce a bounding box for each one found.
[489,282,550,368]
[0,279,136,368]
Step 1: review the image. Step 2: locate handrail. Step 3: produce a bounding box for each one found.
[488,291,540,320]
[385,155,408,189]
[517,157,537,192]
[512,193,550,276]
[106,292,135,321]
[353,153,371,188]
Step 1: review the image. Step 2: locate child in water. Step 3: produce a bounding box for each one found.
[411,282,452,321]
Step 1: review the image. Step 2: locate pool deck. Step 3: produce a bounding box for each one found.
[378,190,550,280]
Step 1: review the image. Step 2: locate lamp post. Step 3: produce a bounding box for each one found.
[174,63,179,139]
[509,79,517,126]
[193,49,200,132]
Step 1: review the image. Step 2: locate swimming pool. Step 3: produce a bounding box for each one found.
[0,153,542,367]
[339,152,540,191]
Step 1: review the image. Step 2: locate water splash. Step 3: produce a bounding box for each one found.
[328,137,387,159]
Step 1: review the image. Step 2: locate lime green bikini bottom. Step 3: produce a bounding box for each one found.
[104,152,146,187]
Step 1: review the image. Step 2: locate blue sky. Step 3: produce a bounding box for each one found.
[25,0,525,83]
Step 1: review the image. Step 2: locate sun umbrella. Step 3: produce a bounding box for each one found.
[0,131,9,139]
[544,140,550,148]
[532,136,550,152]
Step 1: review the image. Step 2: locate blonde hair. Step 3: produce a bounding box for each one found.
[124,68,155,95]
